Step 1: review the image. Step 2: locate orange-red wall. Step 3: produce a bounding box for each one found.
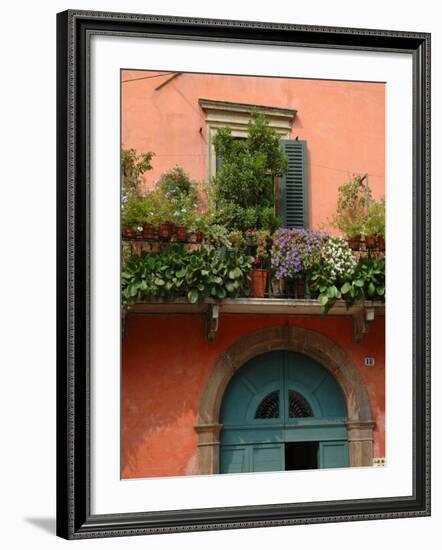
[122,315,385,479]
[121,70,385,230]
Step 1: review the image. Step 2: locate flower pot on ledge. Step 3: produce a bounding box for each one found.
[365,235,377,249]
[294,276,306,299]
[142,223,156,240]
[250,269,268,298]
[176,225,188,242]
[347,235,361,251]
[159,222,174,241]
[122,226,137,239]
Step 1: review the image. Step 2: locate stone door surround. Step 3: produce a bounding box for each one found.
[195,325,375,474]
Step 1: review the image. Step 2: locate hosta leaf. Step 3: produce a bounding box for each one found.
[229,267,242,279]
[341,282,351,294]
[216,288,226,299]
[187,289,199,303]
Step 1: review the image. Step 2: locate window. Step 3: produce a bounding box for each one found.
[199,98,296,180]
[199,98,308,228]
[255,391,280,419]
[288,390,313,418]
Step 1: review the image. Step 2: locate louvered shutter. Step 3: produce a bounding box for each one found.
[280,140,308,228]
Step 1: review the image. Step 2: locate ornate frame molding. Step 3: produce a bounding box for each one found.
[57,10,430,538]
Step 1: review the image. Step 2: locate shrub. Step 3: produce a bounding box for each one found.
[212,112,288,210]
[121,245,253,307]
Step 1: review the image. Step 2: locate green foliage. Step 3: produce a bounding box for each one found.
[121,148,155,229]
[121,148,154,199]
[121,246,253,307]
[212,112,288,210]
[310,253,385,313]
[333,175,372,237]
[203,224,232,249]
[340,257,385,306]
[121,193,146,230]
[211,201,282,232]
[365,198,385,237]
[156,166,199,225]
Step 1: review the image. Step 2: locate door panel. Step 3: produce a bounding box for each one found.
[220,446,249,474]
[252,444,284,472]
[318,441,349,468]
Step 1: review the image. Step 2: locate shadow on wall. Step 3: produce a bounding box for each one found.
[121,315,207,478]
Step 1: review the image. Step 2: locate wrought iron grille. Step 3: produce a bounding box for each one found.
[255,391,280,419]
[288,390,313,418]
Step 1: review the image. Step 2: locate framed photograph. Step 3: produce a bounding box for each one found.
[56,10,430,539]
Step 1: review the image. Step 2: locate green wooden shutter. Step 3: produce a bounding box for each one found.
[280,140,308,228]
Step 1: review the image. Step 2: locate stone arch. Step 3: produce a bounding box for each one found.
[195,325,375,473]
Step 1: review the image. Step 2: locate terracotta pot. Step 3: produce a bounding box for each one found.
[250,269,268,298]
[271,278,285,297]
[294,277,306,299]
[176,225,188,241]
[365,235,377,249]
[122,226,137,239]
[159,222,174,240]
[377,236,385,251]
[347,235,361,251]
[142,223,156,240]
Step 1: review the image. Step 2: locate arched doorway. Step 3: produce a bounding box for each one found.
[195,326,375,474]
[220,350,349,473]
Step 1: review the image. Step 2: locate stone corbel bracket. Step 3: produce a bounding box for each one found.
[352,304,377,343]
[206,303,220,341]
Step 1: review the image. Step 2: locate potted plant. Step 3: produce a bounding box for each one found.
[140,192,159,240]
[365,198,385,251]
[153,196,175,241]
[121,192,144,238]
[270,228,325,299]
[332,175,372,250]
[156,166,200,242]
[249,230,270,298]
[347,218,364,251]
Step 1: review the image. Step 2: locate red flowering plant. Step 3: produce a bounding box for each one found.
[245,229,271,269]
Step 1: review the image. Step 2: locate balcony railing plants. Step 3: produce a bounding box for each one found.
[121,115,385,315]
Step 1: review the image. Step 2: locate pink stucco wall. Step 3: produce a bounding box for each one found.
[121,70,386,479]
[122,314,385,479]
[121,70,385,230]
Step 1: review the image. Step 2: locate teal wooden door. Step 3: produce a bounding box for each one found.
[220,351,349,473]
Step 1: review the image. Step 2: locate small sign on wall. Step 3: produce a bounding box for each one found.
[364,357,375,367]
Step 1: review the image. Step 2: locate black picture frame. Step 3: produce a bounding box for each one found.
[56,9,431,540]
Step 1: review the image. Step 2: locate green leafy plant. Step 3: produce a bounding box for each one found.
[121,148,154,199]
[333,174,372,238]
[340,257,385,307]
[155,166,200,226]
[121,148,155,229]
[212,111,288,210]
[203,224,232,249]
[309,237,357,312]
[121,246,253,308]
[365,198,385,237]
[121,192,146,230]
